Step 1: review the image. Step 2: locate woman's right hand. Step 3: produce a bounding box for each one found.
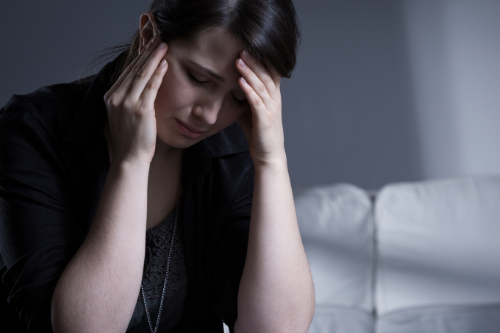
[103,34,168,165]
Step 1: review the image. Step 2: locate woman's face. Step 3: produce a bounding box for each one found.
[150,27,250,150]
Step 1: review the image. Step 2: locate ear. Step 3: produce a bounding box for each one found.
[139,12,159,54]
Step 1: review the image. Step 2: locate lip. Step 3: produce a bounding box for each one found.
[175,119,206,138]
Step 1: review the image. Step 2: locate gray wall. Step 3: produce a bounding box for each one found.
[2,0,499,190]
[403,0,500,181]
[0,0,149,98]
[283,0,422,189]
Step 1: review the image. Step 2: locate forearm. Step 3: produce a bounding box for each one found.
[235,156,315,333]
[51,161,150,333]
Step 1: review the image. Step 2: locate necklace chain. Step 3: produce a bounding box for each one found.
[141,153,183,333]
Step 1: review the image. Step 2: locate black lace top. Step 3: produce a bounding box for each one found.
[126,203,187,333]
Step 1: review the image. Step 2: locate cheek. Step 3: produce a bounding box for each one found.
[218,102,248,128]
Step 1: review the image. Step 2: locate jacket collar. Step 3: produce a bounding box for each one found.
[61,50,249,184]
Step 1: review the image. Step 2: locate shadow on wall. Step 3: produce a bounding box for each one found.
[283,0,423,190]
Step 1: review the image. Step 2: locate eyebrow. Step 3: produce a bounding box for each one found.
[185,58,226,82]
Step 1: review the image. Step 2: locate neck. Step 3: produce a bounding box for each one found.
[152,135,182,165]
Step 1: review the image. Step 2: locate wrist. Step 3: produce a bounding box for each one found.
[253,152,288,174]
[110,158,151,175]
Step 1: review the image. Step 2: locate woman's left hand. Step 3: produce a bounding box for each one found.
[236,50,286,168]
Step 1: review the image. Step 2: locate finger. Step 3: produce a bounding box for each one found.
[105,38,158,99]
[236,58,273,105]
[263,59,282,88]
[125,42,168,102]
[239,77,267,118]
[112,35,164,101]
[104,41,146,100]
[240,51,277,95]
[139,58,168,109]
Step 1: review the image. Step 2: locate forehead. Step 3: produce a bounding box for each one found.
[170,28,244,75]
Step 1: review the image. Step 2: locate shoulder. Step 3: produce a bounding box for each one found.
[0,77,93,143]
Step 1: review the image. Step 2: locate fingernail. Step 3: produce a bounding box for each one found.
[159,59,167,68]
[241,77,248,85]
[238,59,246,68]
[158,42,166,50]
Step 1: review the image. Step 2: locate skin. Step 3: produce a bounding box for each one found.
[151,26,250,152]
[52,11,314,333]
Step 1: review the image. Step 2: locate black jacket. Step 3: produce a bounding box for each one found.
[0,51,254,333]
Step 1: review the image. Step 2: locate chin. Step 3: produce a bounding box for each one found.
[157,131,203,150]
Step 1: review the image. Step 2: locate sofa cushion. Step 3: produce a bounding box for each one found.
[308,306,374,333]
[294,184,374,311]
[375,175,500,315]
[377,305,500,333]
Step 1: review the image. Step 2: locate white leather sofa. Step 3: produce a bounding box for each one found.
[293,175,500,333]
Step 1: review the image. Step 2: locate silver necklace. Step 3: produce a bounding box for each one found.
[141,154,183,333]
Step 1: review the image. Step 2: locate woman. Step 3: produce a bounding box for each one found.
[0,0,315,332]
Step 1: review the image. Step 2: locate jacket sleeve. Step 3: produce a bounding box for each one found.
[210,162,254,333]
[0,99,86,332]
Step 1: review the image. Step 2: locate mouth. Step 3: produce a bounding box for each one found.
[175,119,206,138]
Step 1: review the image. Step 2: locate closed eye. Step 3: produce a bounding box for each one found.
[186,71,210,86]
[232,94,248,106]
[186,68,247,106]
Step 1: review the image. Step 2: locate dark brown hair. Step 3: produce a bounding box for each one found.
[83,0,300,83]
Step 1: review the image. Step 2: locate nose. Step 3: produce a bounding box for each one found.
[193,95,225,125]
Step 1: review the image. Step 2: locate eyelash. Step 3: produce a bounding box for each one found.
[186,71,209,86]
[186,71,248,107]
